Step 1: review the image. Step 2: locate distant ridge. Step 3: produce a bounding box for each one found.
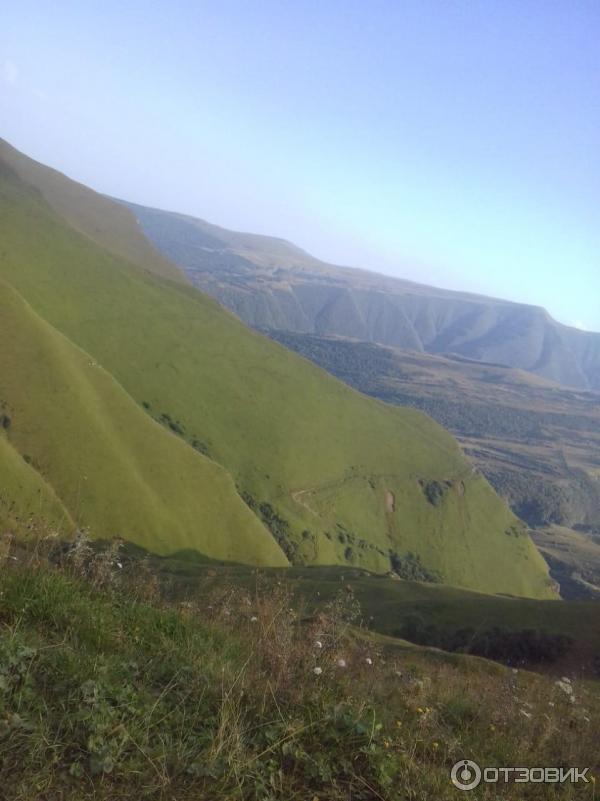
[125,201,600,391]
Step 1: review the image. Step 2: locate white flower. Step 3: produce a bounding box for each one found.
[116,562,123,569]
[548,701,555,707]
[337,658,347,669]
[314,640,323,649]
[313,666,322,676]
[555,679,574,696]
[250,616,258,623]
[365,657,373,666]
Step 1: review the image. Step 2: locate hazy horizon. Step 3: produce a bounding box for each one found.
[2,1,598,331]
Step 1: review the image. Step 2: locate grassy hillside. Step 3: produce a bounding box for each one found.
[0,144,553,596]
[148,560,600,676]
[0,278,285,564]
[0,139,185,284]
[0,435,71,535]
[264,332,600,595]
[0,552,597,800]
[265,332,600,530]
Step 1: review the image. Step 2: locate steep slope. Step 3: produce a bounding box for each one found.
[0,139,185,284]
[0,277,284,563]
[266,332,600,529]
[0,434,72,535]
[126,202,600,390]
[0,143,554,597]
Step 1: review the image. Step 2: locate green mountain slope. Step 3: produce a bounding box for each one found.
[265,332,600,528]
[0,139,185,284]
[0,434,71,534]
[0,141,555,597]
[0,277,284,563]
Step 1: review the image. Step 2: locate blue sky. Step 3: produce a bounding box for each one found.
[2,1,599,330]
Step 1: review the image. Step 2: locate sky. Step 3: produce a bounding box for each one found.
[1,1,599,331]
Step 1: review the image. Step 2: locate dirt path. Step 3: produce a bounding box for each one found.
[291,488,319,516]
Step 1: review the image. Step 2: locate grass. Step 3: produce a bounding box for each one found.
[0,544,598,800]
[132,558,600,678]
[265,330,600,538]
[0,143,553,598]
[0,278,284,565]
[0,138,184,283]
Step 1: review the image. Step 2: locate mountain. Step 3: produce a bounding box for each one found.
[0,140,185,284]
[125,201,600,391]
[0,139,554,597]
[265,331,600,528]
[262,331,600,595]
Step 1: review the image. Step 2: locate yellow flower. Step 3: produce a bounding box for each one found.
[395,720,402,728]
[432,742,439,750]
[417,707,424,714]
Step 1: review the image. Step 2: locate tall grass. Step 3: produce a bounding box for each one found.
[0,540,597,800]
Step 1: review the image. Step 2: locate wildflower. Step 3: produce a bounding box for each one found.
[555,679,575,700]
[548,701,555,707]
[313,666,322,676]
[395,720,402,728]
[116,562,123,569]
[417,707,424,714]
[250,616,258,623]
[337,658,347,669]
[432,742,439,750]
[365,657,373,666]
[314,640,323,649]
